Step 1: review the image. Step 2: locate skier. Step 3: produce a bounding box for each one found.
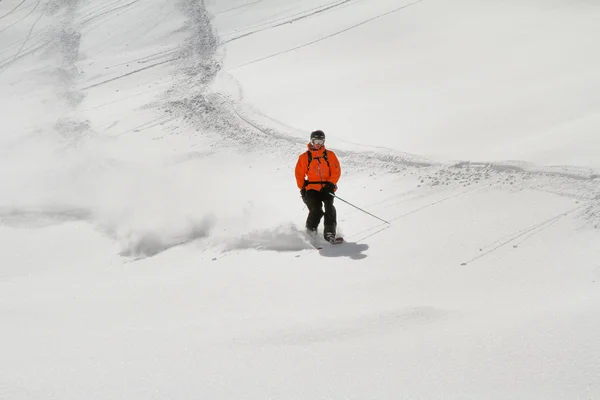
[295,130,342,243]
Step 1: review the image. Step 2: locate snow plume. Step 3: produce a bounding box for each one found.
[112,214,216,258]
[223,223,315,252]
[0,135,222,257]
[87,154,219,258]
[0,0,234,258]
[222,223,351,253]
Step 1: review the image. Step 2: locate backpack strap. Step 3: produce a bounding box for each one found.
[306,149,329,171]
[305,149,330,187]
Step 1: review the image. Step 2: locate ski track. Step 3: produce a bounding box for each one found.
[221,0,362,43]
[0,0,28,21]
[0,0,44,69]
[121,2,172,48]
[213,0,264,16]
[80,58,178,90]
[460,204,586,267]
[0,1,39,36]
[80,0,140,26]
[230,0,426,69]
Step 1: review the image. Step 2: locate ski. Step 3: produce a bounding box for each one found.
[310,237,344,250]
[328,237,344,245]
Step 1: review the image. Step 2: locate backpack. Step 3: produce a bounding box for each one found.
[303,149,330,188]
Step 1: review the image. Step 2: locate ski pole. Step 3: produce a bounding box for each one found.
[329,192,390,224]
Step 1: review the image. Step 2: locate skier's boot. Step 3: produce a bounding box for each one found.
[324,231,336,244]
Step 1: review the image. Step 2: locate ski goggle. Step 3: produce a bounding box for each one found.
[311,139,324,146]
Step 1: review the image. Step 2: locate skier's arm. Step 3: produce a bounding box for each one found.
[328,151,341,185]
[295,154,307,189]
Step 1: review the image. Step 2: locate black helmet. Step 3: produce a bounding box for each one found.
[310,130,325,141]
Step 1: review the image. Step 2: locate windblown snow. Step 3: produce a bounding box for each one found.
[1,0,599,399]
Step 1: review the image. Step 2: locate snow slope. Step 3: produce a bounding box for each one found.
[1,0,599,399]
[218,0,600,168]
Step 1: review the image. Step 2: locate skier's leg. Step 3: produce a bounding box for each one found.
[322,191,337,240]
[305,190,323,232]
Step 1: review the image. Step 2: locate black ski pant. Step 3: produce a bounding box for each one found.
[304,189,337,237]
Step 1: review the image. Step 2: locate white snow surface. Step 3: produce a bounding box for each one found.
[1,0,600,399]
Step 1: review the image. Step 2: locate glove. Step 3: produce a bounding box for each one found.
[322,182,337,193]
[300,188,307,203]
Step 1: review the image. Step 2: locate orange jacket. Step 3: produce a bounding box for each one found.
[295,144,341,191]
